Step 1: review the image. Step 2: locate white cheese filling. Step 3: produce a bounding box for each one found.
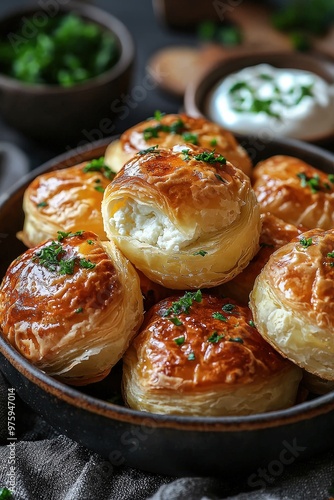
[111,202,195,251]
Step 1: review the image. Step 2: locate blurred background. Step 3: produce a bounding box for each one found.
[0,0,333,191]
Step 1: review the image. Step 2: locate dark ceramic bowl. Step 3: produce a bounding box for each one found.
[0,3,134,144]
[184,51,334,144]
[1,136,334,477]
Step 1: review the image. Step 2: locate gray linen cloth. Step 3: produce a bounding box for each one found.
[0,372,334,500]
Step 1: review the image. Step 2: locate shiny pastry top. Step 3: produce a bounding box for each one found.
[104,113,252,176]
[0,231,143,385]
[256,228,334,329]
[252,155,334,230]
[18,159,114,247]
[102,144,261,289]
[250,228,334,380]
[122,292,302,416]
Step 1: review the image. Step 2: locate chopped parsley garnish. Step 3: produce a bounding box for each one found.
[174,336,185,345]
[212,312,227,322]
[57,230,84,241]
[249,320,256,328]
[169,118,185,134]
[296,172,329,194]
[94,185,105,193]
[75,307,83,313]
[194,150,226,165]
[327,251,334,267]
[59,258,76,275]
[208,331,224,343]
[154,110,165,121]
[87,239,94,245]
[193,250,207,256]
[83,157,115,180]
[182,149,191,161]
[33,240,95,274]
[138,145,159,155]
[37,201,48,208]
[79,258,96,269]
[182,132,198,144]
[229,77,314,118]
[33,241,64,271]
[228,337,244,344]
[163,290,202,317]
[210,138,217,146]
[222,303,235,313]
[0,488,13,499]
[143,118,186,140]
[260,73,273,81]
[328,174,334,184]
[170,317,183,326]
[299,237,313,248]
[188,352,196,361]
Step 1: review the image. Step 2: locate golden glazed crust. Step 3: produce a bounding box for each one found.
[104,113,252,176]
[102,144,261,289]
[18,161,113,248]
[250,228,334,380]
[218,213,306,304]
[252,155,334,229]
[122,293,302,416]
[0,231,143,385]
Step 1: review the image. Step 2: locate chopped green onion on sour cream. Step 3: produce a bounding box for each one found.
[206,63,334,140]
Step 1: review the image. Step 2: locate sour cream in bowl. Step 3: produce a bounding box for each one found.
[185,53,334,143]
[207,63,334,140]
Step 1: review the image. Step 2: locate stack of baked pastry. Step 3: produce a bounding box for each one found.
[1,113,333,416]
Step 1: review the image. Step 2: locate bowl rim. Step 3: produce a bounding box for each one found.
[0,1,135,93]
[1,135,334,433]
[184,50,334,144]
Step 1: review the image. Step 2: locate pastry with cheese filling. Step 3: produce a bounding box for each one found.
[102,144,261,289]
[0,231,143,385]
[122,292,302,416]
[104,113,252,176]
[250,228,334,381]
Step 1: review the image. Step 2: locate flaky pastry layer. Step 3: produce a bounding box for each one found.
[104,113,252,176]
[102,144,261,289]
[0,231,143,385]
[250,228,334,380]
[123,294,301,416]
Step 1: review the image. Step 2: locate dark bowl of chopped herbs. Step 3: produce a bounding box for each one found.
[0,2,134,143]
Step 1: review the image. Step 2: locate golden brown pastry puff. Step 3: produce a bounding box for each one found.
[18,158,115,247]
[122,292,302,416]
[102,144,261,289]
[218,212,306,304]
[252,155,334,229]
[250,228,334,382]
[104,113,252,176]
[0,231,143,386]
